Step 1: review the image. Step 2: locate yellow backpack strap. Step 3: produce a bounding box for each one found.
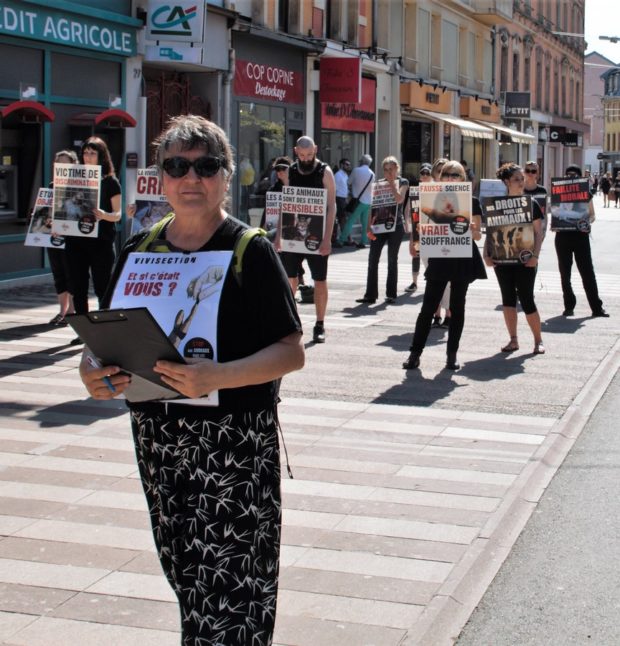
[231,227,266,286]
[135,213,175,252]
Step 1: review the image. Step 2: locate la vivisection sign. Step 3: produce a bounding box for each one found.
[0,1,137,56]
[234,59,304,105]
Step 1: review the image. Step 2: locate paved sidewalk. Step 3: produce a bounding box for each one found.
[0,203,618,644]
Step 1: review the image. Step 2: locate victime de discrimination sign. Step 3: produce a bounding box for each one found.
[0,1,138,56]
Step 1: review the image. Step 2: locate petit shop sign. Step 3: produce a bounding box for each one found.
[234,59,304,105]
[0,1,137,56]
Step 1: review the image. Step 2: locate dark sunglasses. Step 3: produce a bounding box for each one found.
[420,170,431,176]
[441,172,463,179]
[274,165,289,171]
[162,156,223,178]
[525,168,538,174]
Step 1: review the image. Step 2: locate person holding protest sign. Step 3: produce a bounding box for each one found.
[279,136,336,343]
[484,163,545,355]
[64,137,121,335]
[47,149,77,326]
[79,115,304,646]
[554,165,608,318]
[356,156,409,304]
[403,161,486,371]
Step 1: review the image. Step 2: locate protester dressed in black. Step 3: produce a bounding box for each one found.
[64,137,121,319]
[403,161,486,371]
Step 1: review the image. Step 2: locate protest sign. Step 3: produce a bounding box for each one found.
[419,182,472,258]
[25,188,65,249]
[483,195,535,264]
[280,185,326,254]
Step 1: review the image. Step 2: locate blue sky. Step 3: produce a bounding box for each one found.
[585,0,620,63]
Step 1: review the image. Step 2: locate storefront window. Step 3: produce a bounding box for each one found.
[401,121,432,181]
[320,131,366,173]
[237,102,286,225]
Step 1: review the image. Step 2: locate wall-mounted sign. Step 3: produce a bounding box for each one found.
[0,0,137,56]
[504,92,531,119]
[549,126,566,143]
[321,77,376,133]
[320,58,361,103]
[146,1,205,42]
[564,132,579,147]
[146,44,202,64]
[233,59,304,105]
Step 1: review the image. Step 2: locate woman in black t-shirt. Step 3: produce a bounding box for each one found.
[484,163,545,355]
[79,115,304,646]
[403,161,487,371]
[64,136,121,322]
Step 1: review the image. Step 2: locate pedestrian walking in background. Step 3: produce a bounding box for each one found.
[614,172,620,207]
[356,156,409,304]
[337,154,374,248]
[332,158,351,247]
[79,115,304,646]
[485,162,545,355]
[555,165,609,318]
[600,172,611,207]
[403,161,486,372]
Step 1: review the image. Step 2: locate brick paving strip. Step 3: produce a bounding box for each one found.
[0,265,617,645]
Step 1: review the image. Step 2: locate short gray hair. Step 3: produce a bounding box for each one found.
[360,154,372,165]
[153,114,235,176]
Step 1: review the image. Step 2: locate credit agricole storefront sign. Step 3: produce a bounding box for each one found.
[0,1,138,56]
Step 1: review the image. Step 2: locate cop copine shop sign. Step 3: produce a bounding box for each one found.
[0,1,136,55]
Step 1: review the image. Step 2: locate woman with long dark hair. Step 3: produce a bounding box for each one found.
[65,136,121,334]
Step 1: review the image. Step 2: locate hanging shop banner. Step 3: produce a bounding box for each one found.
[321,77,376,133]
[483,195,535,265]
[146,1,205,42]
[234,59,304,105]
[320,57,361,103]
[550,178,592,232]
[418,182,472,258]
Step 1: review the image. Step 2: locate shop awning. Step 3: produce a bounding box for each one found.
[1,101,55,123]
[475,121,536,144]
[414,108,494,139]
[69,109,136,128]
[95,109,136,128]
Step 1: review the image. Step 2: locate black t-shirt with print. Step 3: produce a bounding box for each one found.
[105,216,302,413]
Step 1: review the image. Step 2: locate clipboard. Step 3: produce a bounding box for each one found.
[66,307,186,402]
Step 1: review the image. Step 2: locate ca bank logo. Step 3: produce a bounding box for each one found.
[151,4,197,37]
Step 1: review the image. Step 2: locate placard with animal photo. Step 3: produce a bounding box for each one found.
[132,168,172,234]
[369,180,398,234]
[264,191,282,234]
[483,195,535,265]
[549,178,591,232]
[52,163,101,238]
[25,188,65,249]
[279,185,326,254]
[418,182,472,258]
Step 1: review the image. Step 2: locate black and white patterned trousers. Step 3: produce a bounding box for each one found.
[130,405,282,646]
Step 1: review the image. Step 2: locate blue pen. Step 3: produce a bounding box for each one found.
[86,355,116,394]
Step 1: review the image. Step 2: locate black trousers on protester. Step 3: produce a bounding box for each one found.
[64,238,115,314]
[554,232,603,313]
[130,405,281,646]
[409,279,470,355]
[364,227,404,300]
